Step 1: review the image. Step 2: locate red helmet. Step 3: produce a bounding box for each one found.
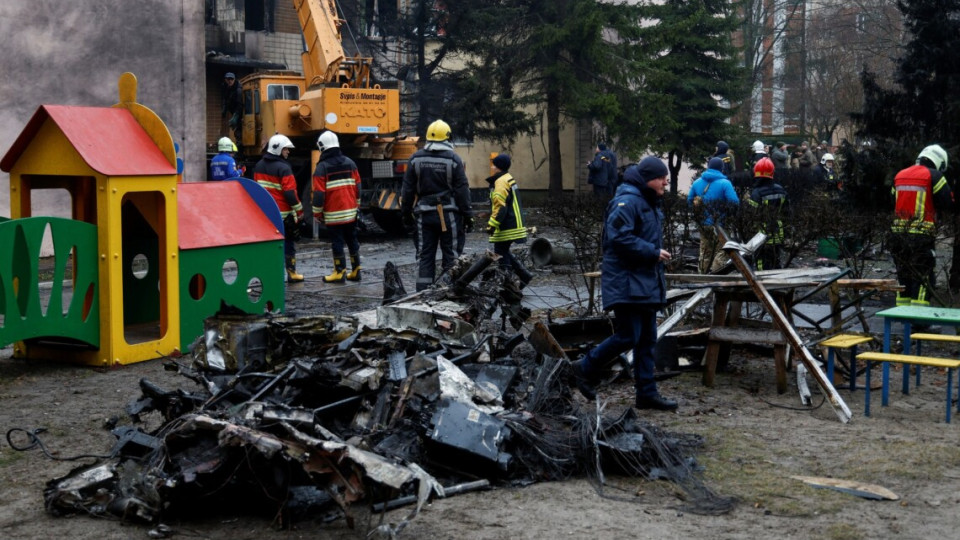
[754,157,775,178]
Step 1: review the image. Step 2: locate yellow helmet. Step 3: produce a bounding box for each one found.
[426,119,451,141]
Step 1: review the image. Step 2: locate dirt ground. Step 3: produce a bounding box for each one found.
[3,228,960,540]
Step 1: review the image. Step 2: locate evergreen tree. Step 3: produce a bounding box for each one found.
[855,0,960,290]
[449,0,658,195]
[636,0,749,192]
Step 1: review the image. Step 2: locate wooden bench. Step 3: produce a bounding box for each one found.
[855,351,960,423]
[820,334,873,390]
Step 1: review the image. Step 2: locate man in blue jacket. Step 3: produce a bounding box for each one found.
[586,143,618,197]
[571,156,678,411]
[687,157,740,273]
[210,137,244,180]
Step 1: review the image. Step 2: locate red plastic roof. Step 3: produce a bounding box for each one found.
[178,181,283,250]
[1,105,175,175]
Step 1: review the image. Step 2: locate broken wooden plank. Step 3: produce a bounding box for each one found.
[667,267,844,282]
[791,475,899,500]
[717,226,852,423]
[708,327,786,345]
[658,288,712,338]
[835,279,903,291]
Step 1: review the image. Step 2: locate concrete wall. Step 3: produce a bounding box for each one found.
[454,121,580,193]
[0,0,205,226]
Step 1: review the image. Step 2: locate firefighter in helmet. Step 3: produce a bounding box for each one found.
[889,144,954,306]
[254,134,304,283]
[401,120,472,291]
[210,137,244,181]
[312,130,363,283]
[747,157,789,270]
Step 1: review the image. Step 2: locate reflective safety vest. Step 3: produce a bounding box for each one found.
[892,165,947,235]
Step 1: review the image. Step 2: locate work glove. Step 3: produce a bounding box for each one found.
[464,215,475,233]
[283,214,302,242]
[402,213,415,231]
[486,226,496,235]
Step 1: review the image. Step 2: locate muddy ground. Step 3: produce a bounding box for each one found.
[2,226,960,540]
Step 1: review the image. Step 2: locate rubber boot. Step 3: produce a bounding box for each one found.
[346,254,362,282]
[324,258,346,283]
[911,285,930,306]
[286,257,304,283]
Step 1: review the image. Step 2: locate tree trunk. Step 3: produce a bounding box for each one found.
[547,90,563,196]
[668,150,683,194]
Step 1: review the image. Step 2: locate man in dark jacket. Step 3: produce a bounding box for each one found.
[401,119,472,291]
[586,143,617,197]
[713,140,735,176]
[571,156,678,411]
[221,72,242,142]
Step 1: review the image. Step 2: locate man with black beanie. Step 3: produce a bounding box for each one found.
[571,156,678,411]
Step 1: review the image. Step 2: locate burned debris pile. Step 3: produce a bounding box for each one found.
[37,253,733,536]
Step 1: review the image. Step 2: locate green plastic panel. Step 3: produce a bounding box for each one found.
[0,217,100,347]
[178,241,285,351]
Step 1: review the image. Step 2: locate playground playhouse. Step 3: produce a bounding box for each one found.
[0,73,286,366]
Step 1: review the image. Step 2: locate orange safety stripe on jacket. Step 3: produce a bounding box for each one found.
[892,164,945,235]
[314,168,361,225]
[255,170,299,215]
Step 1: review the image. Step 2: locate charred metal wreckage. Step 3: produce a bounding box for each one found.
[27,252,732,537]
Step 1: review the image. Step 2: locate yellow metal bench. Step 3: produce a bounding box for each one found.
[856,351,960,423]
[909,333,960,389]
[820,334,873,390]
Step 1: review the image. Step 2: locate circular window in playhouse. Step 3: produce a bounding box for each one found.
[222,259,239,285]
[131,254,149,279]
[189,273,206,300]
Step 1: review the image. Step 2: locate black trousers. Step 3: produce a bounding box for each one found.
[888,232,936,302]
[415,210,458,291]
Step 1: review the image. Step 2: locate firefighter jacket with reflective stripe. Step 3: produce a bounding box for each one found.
[401,142,471,218]
[816,164,839,191]
[892,164,952,235]
[748,179,789,244]
[312,148,361,225]
[254,153,302,218]
[486,172,527,242]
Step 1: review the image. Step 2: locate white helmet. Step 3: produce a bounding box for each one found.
[317,131,339,152]
[218,137,234,152]
[267,134,295,156]
[917,144,948,172]
[752,140,765,153]
[821,153,834,165]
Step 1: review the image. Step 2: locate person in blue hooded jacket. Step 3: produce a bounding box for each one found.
[570,156,678,411]
[688,157,740,273]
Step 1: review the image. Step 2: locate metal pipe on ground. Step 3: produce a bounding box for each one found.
[453,250,499,294]
[529,238,577,266]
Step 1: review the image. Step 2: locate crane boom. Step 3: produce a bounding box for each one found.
[294,0,345,87]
